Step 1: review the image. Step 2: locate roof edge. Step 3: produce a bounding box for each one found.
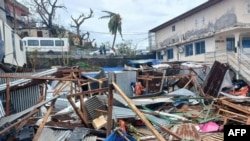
[149,0,223,32]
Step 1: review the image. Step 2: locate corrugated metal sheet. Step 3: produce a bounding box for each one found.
[170,123,201,141]
[83,136,97,141]
[6,85,40,113]
[38,128,72,141]
[0,98,5,118]
[85,96,106,120]
[68,127,90,141]
[113,93,173,106]
[201,133,223,141]
[0,68,58,115]
[0,95,59,127]
[145,114,171,131]
[0,85,40,114]
[115,71,136,97]
[0,68,58,91]
[112,106,136,119]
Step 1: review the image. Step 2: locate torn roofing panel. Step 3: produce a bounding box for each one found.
[113,106,136,119]
[0,95,60,127]
[170,123,201,141]
[68,127,90,141]
[1,85,40,114]
[114,93,173,106]
[0,68,58,91]
[203,61,228,97]
[85,96,106,120]
[38,128,72,141]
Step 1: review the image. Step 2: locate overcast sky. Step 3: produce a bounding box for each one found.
[19,0,207,49]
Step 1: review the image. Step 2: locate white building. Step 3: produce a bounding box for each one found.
[149,0,250,81]
[150,0,250,60]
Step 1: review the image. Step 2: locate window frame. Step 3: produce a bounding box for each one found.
[185,44,193,56]
[242,37,250,48]
[172,25,175,32]
[27,40,39,46]
[40,40,54,46]
[55,40,64,46]
[195,41,205,55]
[167,48,174,59]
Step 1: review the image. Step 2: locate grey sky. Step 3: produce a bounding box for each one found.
[19,0,207,49]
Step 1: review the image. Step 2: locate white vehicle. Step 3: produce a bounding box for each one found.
[0,19,26,66]
[22,37,69,53]
[89,48,115,56]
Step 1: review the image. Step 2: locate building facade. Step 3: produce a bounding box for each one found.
[5,0,29,29]
[149,0,250,62]
[19,27,50,38]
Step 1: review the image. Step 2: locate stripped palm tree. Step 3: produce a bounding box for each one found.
[100,11,123,53]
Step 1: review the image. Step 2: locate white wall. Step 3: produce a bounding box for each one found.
[3,21,26,66]
[178,37,215,62]
[236,0,250,23]
[155,0,240,49]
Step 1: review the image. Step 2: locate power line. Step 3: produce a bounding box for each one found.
[80,29,148,35]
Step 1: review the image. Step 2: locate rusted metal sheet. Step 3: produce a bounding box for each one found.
[0,68,58,91]
[203,61,228,97]
[201,133,223,141]
[170,123,201,141]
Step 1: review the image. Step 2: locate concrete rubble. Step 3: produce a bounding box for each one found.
[0,60,249,141]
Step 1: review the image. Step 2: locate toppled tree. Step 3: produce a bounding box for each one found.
[100,11,123,53]
[33,0,65,36]
[71,9,93,45]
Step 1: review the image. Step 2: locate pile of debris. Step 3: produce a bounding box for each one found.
[0,61,249,141]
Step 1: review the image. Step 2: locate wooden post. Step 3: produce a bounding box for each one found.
[33,100,56,141]
[159,70,166,92]
[112,82,166,141]
[6,78,10,116]
[107,73,114,136]
[67,96,88,126]
[79,94,84,113]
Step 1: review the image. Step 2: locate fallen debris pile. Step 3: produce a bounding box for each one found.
[0,61,249,140]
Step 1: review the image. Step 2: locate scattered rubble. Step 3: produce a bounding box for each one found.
[0,61,249,140]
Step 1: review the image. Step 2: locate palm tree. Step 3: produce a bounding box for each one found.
[100,11,123,53]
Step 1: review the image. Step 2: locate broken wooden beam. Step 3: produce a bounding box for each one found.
[112,82,166,141]
[67,96,88,126]
[0,109,39,135]
[33,100,56,141]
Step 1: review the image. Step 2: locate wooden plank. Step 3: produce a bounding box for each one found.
[67,96,88,126]
[0,109,39,135]
[106,84,113,136]
[112,82,167,141]
[220,99,250,115]
[33,100,56,141]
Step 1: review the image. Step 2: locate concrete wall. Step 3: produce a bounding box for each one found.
[155,0,241,49]
[20,28,50,37]
[236,0,250,23]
